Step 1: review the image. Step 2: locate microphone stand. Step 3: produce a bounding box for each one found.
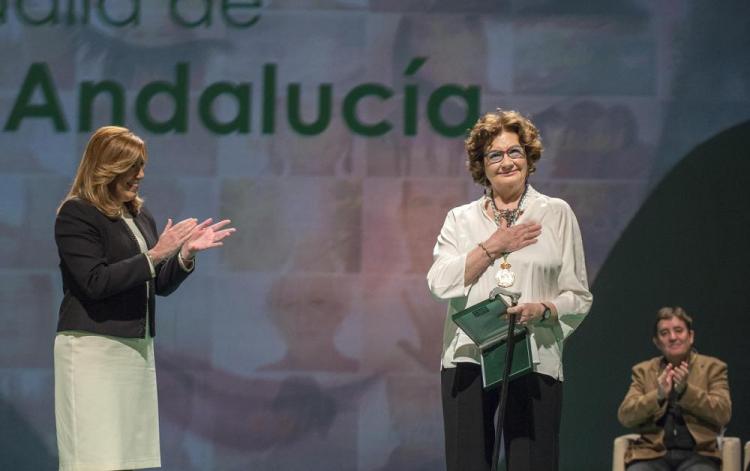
[489,287,521,471]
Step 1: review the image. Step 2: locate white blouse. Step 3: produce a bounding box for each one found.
[426,185,593,380]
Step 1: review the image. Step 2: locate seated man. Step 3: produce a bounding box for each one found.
[617,307,732,471]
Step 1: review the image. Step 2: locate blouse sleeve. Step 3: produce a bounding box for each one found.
[426,210,470,300]
[549,201,593,340]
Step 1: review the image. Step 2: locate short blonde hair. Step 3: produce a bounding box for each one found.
[465,109,543,187]
[60,126,147,218]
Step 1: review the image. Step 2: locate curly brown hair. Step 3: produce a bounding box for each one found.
[465,109,543,187]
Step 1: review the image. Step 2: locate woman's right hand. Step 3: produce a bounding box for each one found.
[483,222,542,258]
[147,218,198,264]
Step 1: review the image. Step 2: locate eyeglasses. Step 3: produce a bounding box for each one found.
[485,146,526,163]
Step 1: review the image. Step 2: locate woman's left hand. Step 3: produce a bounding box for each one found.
[180,218,236,260]
[506,303,546,325]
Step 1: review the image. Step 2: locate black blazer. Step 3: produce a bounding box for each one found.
[55,198,191,338]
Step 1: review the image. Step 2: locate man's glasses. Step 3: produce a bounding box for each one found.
[485,146,526,163]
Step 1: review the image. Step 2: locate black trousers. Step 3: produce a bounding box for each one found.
[441,364,563,471]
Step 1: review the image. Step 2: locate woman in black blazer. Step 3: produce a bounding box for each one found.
[53,126,234,471]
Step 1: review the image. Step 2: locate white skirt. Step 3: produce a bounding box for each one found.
[54,331,161,471]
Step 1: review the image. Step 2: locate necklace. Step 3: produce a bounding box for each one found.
[488,184,528,288]
[490,202,522,227]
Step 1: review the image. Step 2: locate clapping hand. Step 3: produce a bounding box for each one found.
[671,361,689,395]
[149,218,199,264]
[657,361,689,399]
[179,218,236,260]
[657,365,673,399]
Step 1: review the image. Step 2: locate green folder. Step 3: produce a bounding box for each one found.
[451,296,533,389]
